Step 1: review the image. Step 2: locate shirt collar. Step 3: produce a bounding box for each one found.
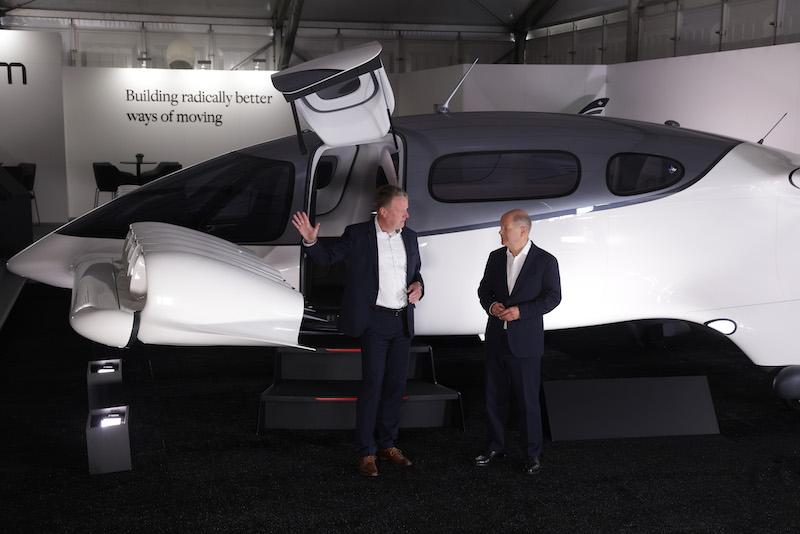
[374,216,402,237]
[506,240,532,259]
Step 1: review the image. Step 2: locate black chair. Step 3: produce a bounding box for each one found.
[139,161,182,185]
[92,162,137,207]
[3,163,38,224]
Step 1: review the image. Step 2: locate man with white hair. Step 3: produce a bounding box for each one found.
[476,209,561,475]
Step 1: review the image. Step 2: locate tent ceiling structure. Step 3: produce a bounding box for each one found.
[0,0,623,32]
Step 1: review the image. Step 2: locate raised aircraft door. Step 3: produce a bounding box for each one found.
[271,41,395,147]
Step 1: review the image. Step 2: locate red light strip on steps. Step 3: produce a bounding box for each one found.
[315,395,409,401]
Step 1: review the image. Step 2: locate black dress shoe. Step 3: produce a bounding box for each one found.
[523,457,541,475]
[474,450,505,466]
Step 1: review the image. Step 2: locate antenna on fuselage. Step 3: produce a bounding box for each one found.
[758,112,788,145]
[435,58,479,114]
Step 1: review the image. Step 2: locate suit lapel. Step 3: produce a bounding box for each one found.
[509,243,537,298]
[401,228,414,282]
[367,218,379,282]
[496,250,510,301]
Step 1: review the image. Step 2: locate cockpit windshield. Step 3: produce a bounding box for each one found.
[59,137,313,244]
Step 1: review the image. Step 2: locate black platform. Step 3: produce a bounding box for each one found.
[258,345,464,432]
[544,375,720,441]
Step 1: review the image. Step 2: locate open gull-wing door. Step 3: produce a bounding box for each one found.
[271,41,395,148]
[70,222,306,349]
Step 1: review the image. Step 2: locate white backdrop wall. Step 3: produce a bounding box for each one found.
[0,31,69,223]
[62,67,295,217]
[461,64,607,113]
[391,63,606,116]
[390,65,467,116]
[605,43,800,153]
[395,42,800,155]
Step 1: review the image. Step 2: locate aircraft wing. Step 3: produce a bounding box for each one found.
[69,222,306,348]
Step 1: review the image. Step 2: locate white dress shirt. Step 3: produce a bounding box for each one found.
[374,217,408,309]
[495,240,531,329]
[507,240,532,294]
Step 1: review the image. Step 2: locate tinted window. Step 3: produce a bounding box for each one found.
[314,156,337,190]
[429,151,580,203]
[317,77,361,100]
[607,153,684,196]
[376,166,389,188]
[62,152,294,243]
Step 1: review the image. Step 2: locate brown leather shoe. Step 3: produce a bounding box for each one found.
[378,447,413,467]
[358,455,379,477]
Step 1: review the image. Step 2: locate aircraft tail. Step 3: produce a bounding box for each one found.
[578,97,609,115]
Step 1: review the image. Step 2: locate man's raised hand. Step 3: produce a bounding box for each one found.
[291,211,320,244]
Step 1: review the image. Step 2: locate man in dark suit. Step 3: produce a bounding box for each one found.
[291,185,424,477]
[476,209,561,475]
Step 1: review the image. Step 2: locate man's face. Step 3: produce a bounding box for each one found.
[378,195,409,232]
[499,214,528,250]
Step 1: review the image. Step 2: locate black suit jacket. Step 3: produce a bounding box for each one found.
[478,243,561,358]
[304,219,423,338]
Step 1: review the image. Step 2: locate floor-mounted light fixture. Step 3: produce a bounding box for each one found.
[87,359,122,409]
[86,406,132,474]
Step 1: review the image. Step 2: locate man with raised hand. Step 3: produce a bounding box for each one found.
[291,185,424,477]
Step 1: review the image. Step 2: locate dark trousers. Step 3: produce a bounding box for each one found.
[355,310,411,456]
[485,332,543,459]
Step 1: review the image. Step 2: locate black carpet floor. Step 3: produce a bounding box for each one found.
[1,284,799,533]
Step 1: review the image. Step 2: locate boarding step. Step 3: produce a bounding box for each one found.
[258,345,464,432]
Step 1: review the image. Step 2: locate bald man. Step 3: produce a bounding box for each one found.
[476,209,561,475]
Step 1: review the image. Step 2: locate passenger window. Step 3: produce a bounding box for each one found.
[61,152,294,243]
[607,153,684,196]
[429,151,579,202]
[314,156,338,190]
[376,167,389,188]
[314,154,352,216]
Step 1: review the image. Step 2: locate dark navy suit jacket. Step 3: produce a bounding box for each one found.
[478,243,561,358]
[304,219,424,338]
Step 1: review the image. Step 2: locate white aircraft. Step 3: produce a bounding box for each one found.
[7,42,800,405]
